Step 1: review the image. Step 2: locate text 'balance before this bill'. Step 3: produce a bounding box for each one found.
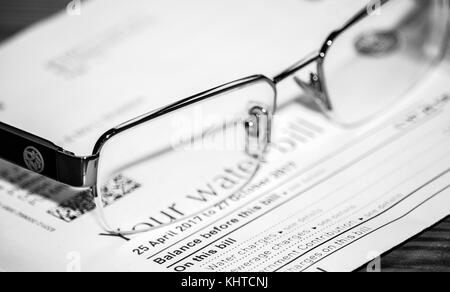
[123,92,450,272]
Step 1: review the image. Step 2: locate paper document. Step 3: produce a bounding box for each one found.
[119,70,450,272]
[0,0,449,272]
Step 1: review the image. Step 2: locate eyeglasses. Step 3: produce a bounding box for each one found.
[0,0,448,235]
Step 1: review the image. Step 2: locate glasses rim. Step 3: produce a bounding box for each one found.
[276,0,449,127]
[317,0,450,127]
[91,75,278,157]
[0,0,447,209]
[92,0,403,161]
[93,77,278,234]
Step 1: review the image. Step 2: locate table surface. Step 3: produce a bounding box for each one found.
[1,0,449,272]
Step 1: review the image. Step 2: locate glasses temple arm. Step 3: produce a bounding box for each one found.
[0,122,98,188]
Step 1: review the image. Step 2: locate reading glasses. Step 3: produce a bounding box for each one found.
[0,0,448,234]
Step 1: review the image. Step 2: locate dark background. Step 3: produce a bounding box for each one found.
[0,0,449,272]
[0,0,68,41]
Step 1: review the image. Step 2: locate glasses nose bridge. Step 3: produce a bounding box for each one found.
[273,50,333,112]
[294,71,321,92]
[293,72,333,112]
[273,51,321,84]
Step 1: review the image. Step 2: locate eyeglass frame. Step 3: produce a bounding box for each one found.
[0,0,447,190]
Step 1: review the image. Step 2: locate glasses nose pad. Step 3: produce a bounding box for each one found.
[244,106,271,159]
[294,74,332,112]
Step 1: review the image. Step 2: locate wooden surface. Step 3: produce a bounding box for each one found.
[358,218,450,272]
[1,0,449,272]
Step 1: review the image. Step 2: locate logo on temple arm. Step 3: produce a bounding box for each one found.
[23,146,45,173]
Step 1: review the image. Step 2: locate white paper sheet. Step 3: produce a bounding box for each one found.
[0,0,449,272]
